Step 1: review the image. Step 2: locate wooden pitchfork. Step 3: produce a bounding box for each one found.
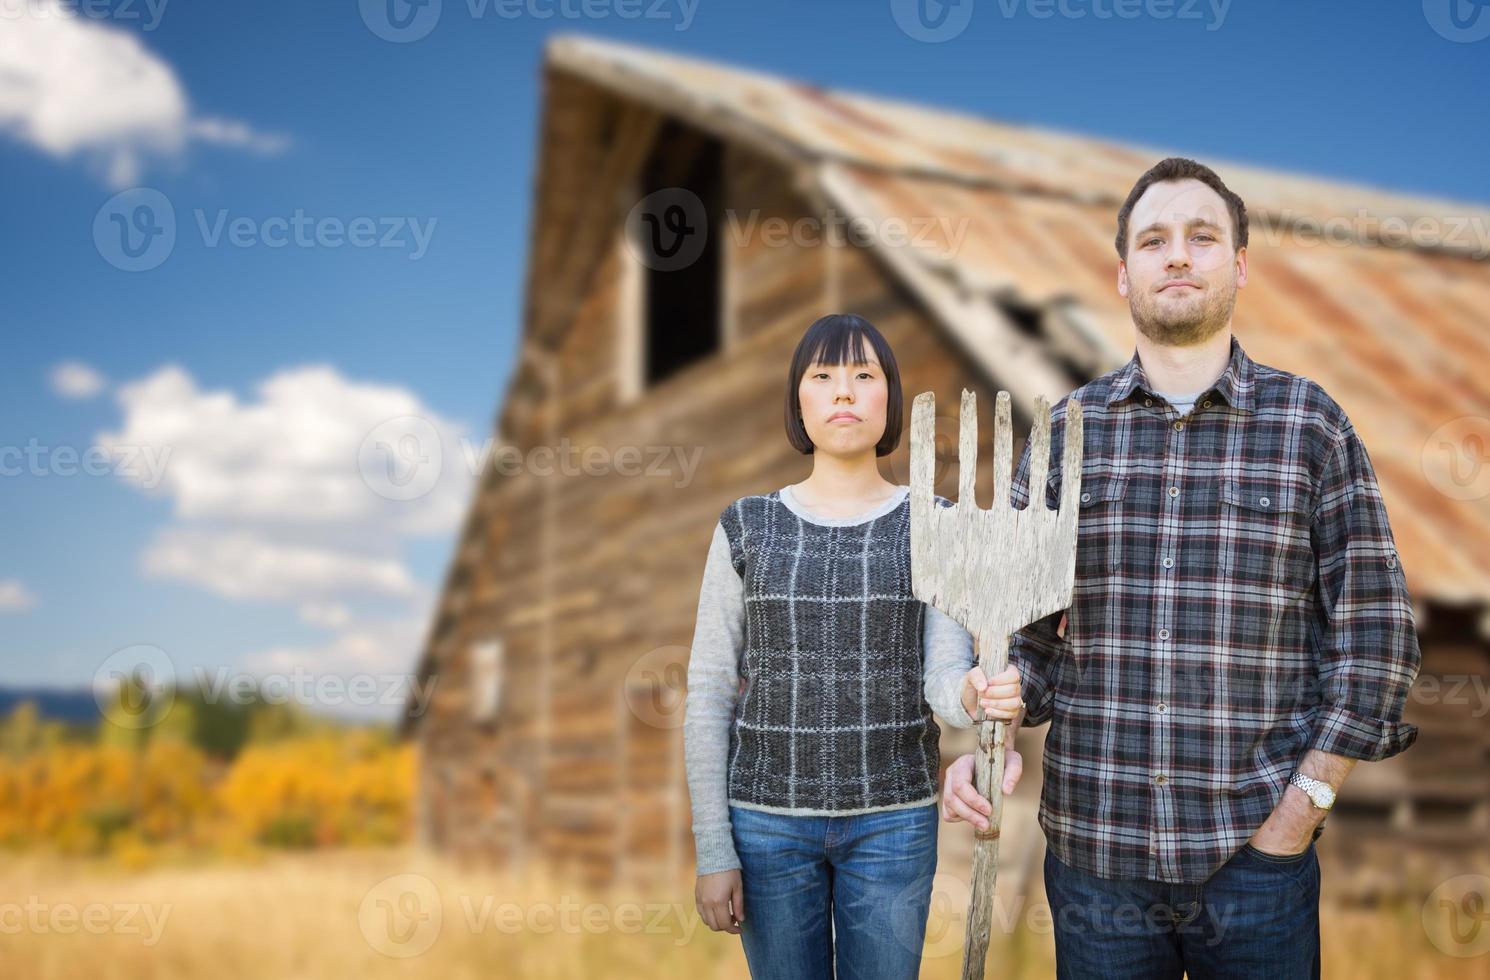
[909,389,1083,980]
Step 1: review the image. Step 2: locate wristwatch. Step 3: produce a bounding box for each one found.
[1289,771,1336,811]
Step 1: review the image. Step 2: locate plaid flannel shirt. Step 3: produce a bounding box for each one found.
[1010,334,1421,884]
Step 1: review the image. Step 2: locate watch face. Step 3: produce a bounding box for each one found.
[1294,773,1334,808]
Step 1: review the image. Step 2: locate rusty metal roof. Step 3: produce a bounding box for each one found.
[545,35,1490,610]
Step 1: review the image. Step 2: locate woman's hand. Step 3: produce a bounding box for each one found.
[695,869,745,935]
[960,664,1024,722]
[940,746,1024,828]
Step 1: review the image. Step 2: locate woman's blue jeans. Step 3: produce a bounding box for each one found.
[729,801,939,980]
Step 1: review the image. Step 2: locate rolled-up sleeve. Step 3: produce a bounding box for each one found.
[1306,412,1421,762]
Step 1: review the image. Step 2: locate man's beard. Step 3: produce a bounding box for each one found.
[1129,279,1237,346]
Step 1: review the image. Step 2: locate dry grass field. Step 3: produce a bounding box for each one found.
[1,846,1485,980]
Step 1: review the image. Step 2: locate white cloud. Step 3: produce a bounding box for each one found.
[187,116,290,156]
[50,360,107,399]
[299,601,354,630]
[0,579,38,613]
[141,528,420,603]
[0,0,286,186]
[243,616,426,678]
[96,363,471,536]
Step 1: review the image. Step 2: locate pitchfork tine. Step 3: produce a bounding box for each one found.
[1059,400,1084,515]
[910,392,936,505]
[1028,396,1051,509]
[992,391,1011,509]
[958,389,977,506]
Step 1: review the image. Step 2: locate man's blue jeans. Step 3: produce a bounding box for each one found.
[1043,841,1322,979]
[729,801,939,980]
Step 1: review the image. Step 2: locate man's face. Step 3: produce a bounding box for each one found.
[1118,178,1247,346]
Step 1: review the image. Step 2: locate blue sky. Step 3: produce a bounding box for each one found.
[2,0,1485,713]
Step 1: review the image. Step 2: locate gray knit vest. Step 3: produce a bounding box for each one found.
[717,489,948,812]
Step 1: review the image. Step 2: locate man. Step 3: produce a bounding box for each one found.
[944,157,1421,978]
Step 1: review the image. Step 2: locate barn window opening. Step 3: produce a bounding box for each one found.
[471,638,504,724]
[636,119,724,387]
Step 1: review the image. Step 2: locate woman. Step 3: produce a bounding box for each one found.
[683,313,1025,979]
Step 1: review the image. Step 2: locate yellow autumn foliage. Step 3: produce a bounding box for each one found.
[0,730,412,862]
[216,731,414,848]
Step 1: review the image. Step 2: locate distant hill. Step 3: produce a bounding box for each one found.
[0,687,99,724]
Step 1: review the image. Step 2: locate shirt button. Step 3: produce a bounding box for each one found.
[1173,421,1184,432]
[1202,399,1212,409]
[1259,496,1270,508]
[1158,628,1170,640]
[1168,486,1179,498]
[1162,556,1174,569]
[1387,554,1398,569]
[1080,492,1091,503]
[1145,398,1153,407]
[1155,773,1168,785]
[1156,702,1168,713]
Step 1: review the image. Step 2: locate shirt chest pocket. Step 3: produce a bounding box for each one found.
[1067,474,1127,577]
[1217,477,1316,593]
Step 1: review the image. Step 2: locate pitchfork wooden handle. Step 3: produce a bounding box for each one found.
[962,628,1009,978]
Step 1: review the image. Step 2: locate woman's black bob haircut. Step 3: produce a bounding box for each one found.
[784,314,903,457]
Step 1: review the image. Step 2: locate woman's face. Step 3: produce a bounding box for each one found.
[796,349,889,458]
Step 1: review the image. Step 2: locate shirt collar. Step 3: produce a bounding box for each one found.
[1105,333,1255,413]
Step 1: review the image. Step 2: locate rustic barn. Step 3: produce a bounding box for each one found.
[400,34,1490,894]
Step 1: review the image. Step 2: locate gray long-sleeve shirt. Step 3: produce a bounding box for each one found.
[683,485,977,875]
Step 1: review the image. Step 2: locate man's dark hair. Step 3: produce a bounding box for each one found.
[785,314,903,457]
[1114,157,1248,259]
